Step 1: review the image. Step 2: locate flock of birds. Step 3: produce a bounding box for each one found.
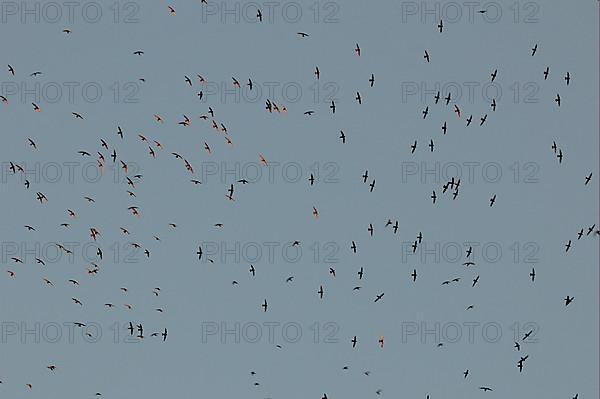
[0,3,597,398]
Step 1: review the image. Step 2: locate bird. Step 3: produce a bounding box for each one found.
[517,356,528,372]
[466,246,472,258]
[587,224,597,235]
[564,296,574,306]
[424,50,430,62]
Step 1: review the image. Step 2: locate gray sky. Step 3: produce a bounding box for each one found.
[0,1,598,398]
